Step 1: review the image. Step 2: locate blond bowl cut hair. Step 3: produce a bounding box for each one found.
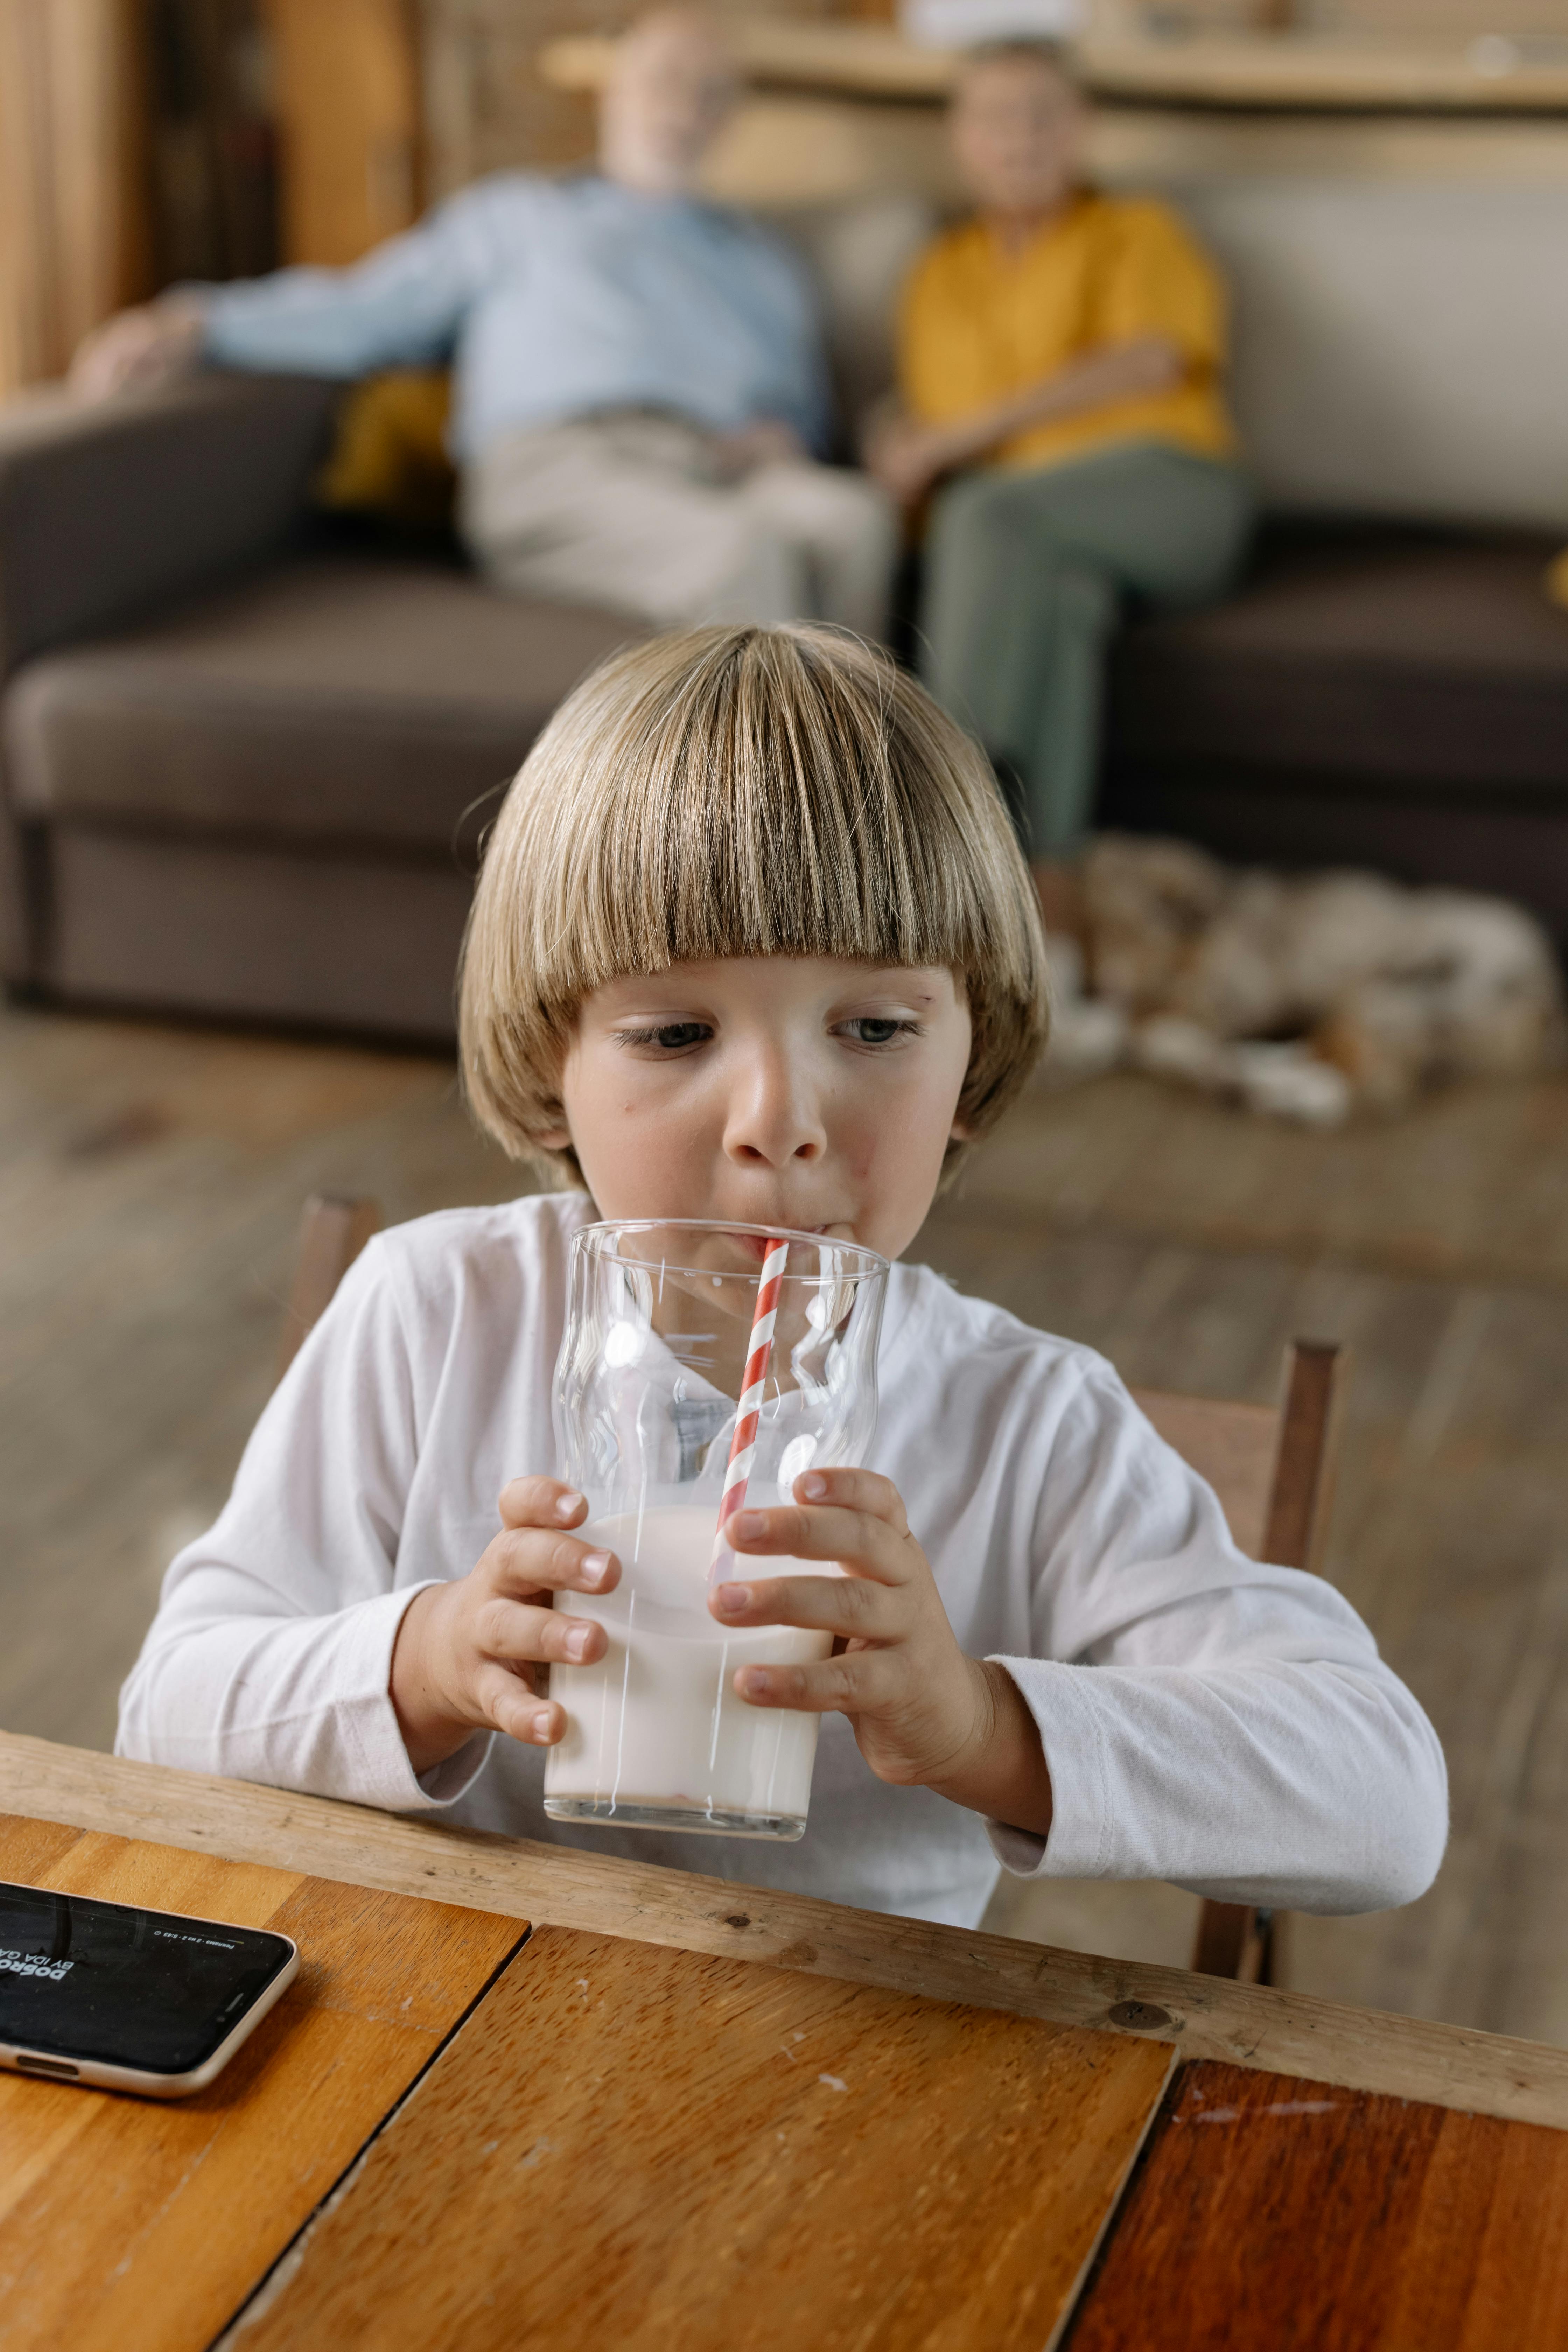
[459,623,1049,1187]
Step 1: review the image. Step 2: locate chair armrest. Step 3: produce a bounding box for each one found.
[0,372,340,679]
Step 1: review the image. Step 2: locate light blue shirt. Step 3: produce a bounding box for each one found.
[200,172,831,461]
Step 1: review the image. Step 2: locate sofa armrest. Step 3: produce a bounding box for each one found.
[0,372,340,679]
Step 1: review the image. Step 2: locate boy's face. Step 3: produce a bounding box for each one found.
[548,956,973,1262]
[951,54,1085,218]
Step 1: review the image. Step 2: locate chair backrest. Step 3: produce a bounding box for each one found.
[1130,1389,1278,1564]
[1134,1339,1350,1990]
[275,1194,384,1382]
[1133,1340,1347,1578]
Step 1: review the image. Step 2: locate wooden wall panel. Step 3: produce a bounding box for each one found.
[418,0,845,202]
[265,0,422,264]
[0,0,149,393]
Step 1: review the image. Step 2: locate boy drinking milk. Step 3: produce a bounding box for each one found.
[119,627,1446,1929]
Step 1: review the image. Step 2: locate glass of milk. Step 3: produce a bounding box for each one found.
[542,1219,888,1841]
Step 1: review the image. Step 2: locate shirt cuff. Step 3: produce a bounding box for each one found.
[344,1581,494,1814]
[981,1654,1114,1881]
[414,1730,495,1807]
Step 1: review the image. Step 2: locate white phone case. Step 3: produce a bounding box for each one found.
[0,1938,299,2099]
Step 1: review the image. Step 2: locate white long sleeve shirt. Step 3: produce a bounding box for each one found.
[117,1193,1447,1931]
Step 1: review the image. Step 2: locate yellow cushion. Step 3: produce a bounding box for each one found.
[1547,548,1568,611]
[315,370,455,527]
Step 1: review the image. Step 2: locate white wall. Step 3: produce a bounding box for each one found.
[1174,178,1568,527]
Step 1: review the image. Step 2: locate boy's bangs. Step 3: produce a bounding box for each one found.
[542,642,990,1001]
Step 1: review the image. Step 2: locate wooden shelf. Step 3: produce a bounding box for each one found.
[1084,28,1568,113]
[539,21,954,103]
[539,17,1568,116]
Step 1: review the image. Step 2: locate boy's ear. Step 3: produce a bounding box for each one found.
[536,1123,572,1150]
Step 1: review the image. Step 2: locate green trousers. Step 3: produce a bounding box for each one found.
[918,440,1256,853]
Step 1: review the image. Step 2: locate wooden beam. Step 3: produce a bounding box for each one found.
[7,1730,1568,2132]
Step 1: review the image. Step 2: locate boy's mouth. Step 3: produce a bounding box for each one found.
[733,1222,845,1262]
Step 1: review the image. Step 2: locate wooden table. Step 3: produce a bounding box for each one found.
[5,1731,1568,2350]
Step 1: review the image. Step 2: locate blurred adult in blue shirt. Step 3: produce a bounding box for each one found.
[70,10,896,638]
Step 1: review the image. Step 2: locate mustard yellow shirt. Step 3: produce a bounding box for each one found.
[899,192,1236,472]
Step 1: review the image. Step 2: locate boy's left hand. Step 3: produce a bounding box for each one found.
[713,1469,1053,1835]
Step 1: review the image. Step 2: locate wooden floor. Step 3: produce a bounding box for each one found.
[4,995,1567,2046]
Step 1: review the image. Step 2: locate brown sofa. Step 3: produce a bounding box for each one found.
[0,375,638,1039]
[2,371,1566,1047]
[1104,520,1568,932]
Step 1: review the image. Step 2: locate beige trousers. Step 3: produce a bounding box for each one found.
[461,413,898,642]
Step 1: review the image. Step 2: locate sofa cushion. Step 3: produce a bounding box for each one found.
[3,554,642,854]
[43,830,471,1039]
[1108,529,1568,796]
[0,373,339,680]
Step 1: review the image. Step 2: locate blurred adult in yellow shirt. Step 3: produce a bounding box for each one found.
[870,44,1255,855]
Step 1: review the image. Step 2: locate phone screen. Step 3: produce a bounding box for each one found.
[0,1881,295,2076]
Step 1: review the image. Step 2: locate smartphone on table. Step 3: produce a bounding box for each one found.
[0,1879,298,2098]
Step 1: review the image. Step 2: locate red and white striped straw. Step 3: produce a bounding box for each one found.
[709,1239,790,1585]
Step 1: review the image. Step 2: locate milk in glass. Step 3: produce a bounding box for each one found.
[543,1504,832,1837]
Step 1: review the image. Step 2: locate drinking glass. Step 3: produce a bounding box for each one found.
[542,1219,888,1840]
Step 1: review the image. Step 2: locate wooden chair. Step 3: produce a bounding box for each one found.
[276,1197,1347,1988]
[1134,1342,1350,1988]
[275,1194,384,1381]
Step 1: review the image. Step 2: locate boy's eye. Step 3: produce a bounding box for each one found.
[615,1021,712,1052]
[840,1016,916,1048]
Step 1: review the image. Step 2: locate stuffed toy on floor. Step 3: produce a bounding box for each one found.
[1043,837,1565,1124]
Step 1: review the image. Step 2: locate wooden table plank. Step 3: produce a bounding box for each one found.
[0,1817,524,2352]
[10,1735,1568,2131]
[223,1923,1174,2352]
[1066,2059,1568,2351]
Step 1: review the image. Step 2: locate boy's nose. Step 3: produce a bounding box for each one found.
[721,1059,826,1169]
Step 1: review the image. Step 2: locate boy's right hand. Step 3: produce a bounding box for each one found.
[389,1478,617,1775]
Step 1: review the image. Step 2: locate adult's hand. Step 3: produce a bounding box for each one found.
[68,298,207,404]
[709,418,810,481]
[867,334,1188,507]
[864,412,953,507]
[1099,333,1184,399]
